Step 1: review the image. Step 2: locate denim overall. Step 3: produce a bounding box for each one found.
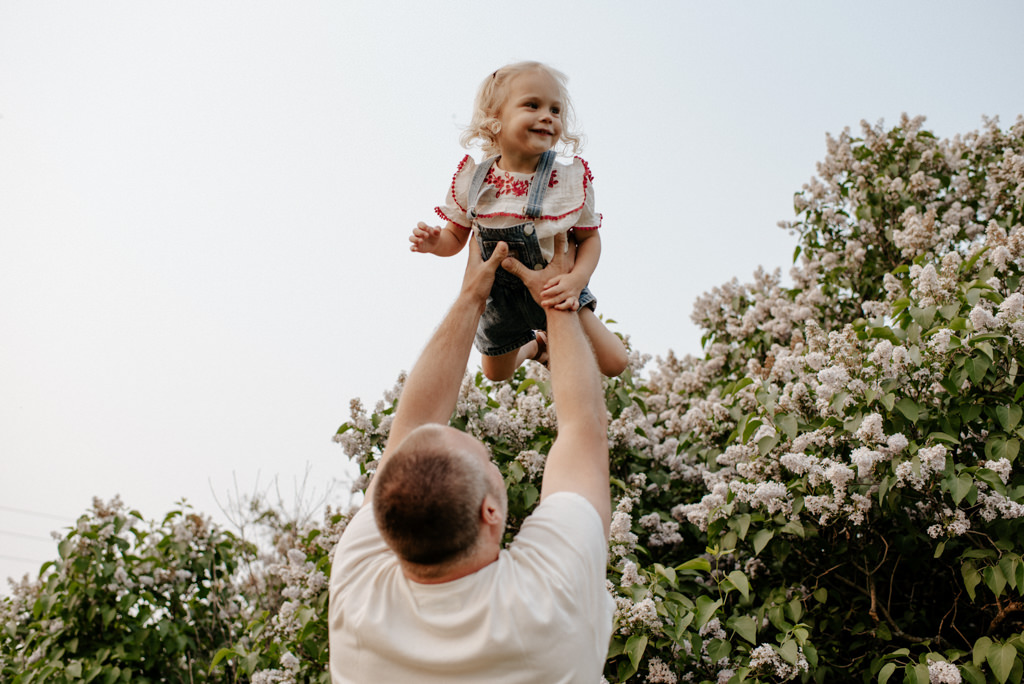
[468,150,596,356]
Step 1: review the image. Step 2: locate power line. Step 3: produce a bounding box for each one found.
[0,529,54,543]
[0,505,74,522]
[0,554,46,565]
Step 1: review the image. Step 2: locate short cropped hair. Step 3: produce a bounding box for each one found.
[372,430,490,566]
[460,61,583,158]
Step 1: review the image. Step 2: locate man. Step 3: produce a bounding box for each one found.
[328,233,615,683]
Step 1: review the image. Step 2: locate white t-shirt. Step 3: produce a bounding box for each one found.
[328,492,614,684]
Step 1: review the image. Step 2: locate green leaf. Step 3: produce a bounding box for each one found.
[726,570,750,600]
[999,555,1019,590]
[678,557,711,573]
[778,639,799,665]
[211,648,234,670]
[977,467,1007,495]
[996,404,1023,431]
[625,634,648,669]
[910,305,937,328]
[616,657,638,682]
[694,596,723,630]
[878,662,896,684]
[974,637,993,667]
[777,413,798,440]
[961,663,986,684]
[752,529,773,555]
[928,431,960,445]
[895,397,920,423]
[879,392,896,411]
[984,565,1007,598]
[742,418,763,443]
[987,642,1016,683]
[907,663,930,684]
[950,473,974,505]
[522,484,539,509]
[706,638,731,663]
[727,615,757,644]
[879,475,893,504]
[965,354,991,383]
[963,563,981,600]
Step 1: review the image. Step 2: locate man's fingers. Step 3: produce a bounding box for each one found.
[486,241,509,268]
[501,254,530,280]
[551,231,568,261]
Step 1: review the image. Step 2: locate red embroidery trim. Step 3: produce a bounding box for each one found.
[448,155,471,214]
[442,156,596,223]
[434,207,471,228]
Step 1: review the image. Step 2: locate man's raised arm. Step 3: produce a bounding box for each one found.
[363,237,508,503]
[501,235,611,533]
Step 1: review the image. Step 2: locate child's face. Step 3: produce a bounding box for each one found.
[494,70,563,171]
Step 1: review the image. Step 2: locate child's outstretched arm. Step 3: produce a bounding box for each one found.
[541,229,601,311]
[409,221,471,257]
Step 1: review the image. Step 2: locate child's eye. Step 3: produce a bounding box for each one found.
[551,107,560,115]
[525,102,538,109]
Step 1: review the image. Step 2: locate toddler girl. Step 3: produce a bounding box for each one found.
[409,61,627,382]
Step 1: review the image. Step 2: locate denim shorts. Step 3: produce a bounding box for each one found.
[474,223,596,356]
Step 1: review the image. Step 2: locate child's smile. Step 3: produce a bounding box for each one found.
[494,70,563,174]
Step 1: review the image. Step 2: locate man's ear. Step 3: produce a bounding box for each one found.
[481,494,503,525]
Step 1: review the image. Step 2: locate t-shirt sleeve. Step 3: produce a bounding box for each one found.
[571,157,601,230]
[331,505,391,589]
[510,492,608,596]
[434,155,475,229]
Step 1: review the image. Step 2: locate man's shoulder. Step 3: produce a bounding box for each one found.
[331,506,393,587]
[504,492,606,566]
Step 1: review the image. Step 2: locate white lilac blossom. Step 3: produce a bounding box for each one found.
[619,560,644,588]
[984,458,1013,484]
[927,660,962,684]
[645,657,678,684]
[748,644,809,680]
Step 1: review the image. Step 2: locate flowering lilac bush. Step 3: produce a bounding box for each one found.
[0,497,256,683]
[335,115,1024,683]
[4,115,1022,683]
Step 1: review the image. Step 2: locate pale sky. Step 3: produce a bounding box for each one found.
[2,1,1023,588]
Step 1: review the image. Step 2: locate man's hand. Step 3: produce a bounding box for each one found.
[540,272,587,312]
[501,232,578,310]
[463,234,508,304]
[409,222,443,254]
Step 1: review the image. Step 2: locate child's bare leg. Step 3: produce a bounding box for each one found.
[579,308,628,377]
[482,349,523,382]
[481,333,547,381]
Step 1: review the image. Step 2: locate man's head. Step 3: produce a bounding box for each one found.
[372,424,507,574]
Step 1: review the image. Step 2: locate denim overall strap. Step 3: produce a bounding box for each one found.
[522,150,556,218]
[466,156,499,220]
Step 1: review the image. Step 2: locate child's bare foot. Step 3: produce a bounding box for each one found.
[531,330,548,366]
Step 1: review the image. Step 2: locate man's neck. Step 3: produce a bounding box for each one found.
[402,544,500,584]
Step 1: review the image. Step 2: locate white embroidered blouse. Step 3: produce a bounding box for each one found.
[435,155,602,262]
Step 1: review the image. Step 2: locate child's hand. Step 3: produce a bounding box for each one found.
[541,273,586,311]
[410,222,443,254]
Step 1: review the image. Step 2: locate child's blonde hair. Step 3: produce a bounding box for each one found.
[460,61,583,158]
